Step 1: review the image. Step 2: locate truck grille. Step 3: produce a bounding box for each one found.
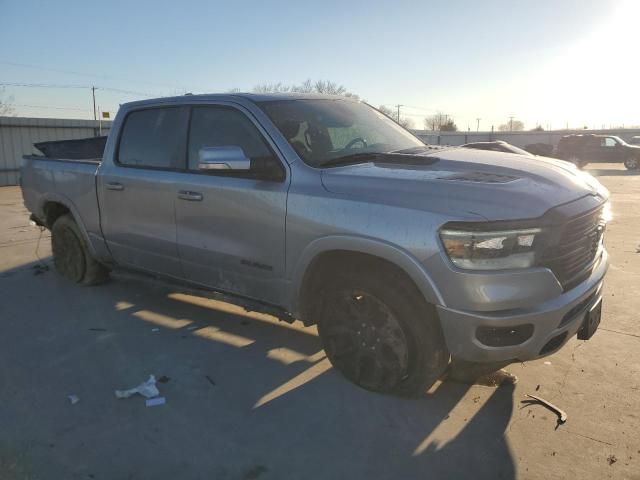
[541,206,605,291]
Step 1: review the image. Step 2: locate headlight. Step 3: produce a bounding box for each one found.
[440,227,542,270]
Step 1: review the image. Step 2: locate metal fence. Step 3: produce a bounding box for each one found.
[0,116,112,186]
[413,128,640,148]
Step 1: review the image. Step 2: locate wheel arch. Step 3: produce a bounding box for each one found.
[291,236,444,324]
[39,194,96,256]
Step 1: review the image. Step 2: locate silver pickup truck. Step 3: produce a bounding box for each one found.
[21,93,610,394]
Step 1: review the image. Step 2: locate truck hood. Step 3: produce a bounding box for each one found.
[320,148,609,221]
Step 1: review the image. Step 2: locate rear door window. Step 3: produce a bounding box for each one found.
[118,107,189,169]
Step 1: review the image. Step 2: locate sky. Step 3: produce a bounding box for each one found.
[0,0,637,131]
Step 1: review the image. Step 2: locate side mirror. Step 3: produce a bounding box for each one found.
[198,146,250,171]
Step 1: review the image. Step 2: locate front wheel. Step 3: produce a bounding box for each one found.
[51,214,109,285]
[315,264,449,396]
[624,156,639,170]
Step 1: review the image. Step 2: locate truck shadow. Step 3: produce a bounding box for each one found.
[0,259,516,479]
[587,168,639,177]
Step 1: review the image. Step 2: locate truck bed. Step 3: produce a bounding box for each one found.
[21,155,102,242]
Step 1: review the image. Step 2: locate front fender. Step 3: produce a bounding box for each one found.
[289,235,445,316]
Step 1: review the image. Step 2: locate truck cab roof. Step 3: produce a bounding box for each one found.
[121,92,358,109]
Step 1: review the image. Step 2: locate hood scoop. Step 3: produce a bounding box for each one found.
[437,171,520,183]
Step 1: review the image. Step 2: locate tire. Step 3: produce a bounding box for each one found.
[568,156,586,169]
[624,156,639,170]
[314,260,449,396]
[51,214,109,285]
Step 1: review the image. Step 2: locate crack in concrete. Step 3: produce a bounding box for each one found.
[599,327,640,339]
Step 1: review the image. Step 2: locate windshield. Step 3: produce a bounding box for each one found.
[257,99,425,167]
[610,136,628,145]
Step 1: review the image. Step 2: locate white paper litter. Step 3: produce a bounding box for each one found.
[151,328,160,332]
[115,375,160,399]
[68,394,80,405]
[146,397,166,407]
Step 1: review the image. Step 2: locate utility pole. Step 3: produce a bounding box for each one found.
[91,86,97,121]
[395,104,402,123]
[509,116,514,132]
[476,118,481,132]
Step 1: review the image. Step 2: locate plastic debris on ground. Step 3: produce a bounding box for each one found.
[151,328,160,332]
[522,394,567,428]
[68,395,80,405]
[145,397,166,407]
[115,375,160,399]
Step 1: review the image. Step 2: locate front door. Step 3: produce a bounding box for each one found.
[174,105,289,306]
[99,106,189,278]
[597,137,621,162]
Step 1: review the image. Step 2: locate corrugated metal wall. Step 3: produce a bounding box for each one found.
[0,116,112,186]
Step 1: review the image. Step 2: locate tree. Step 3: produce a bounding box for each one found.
[440,120,457,131]
[424,112,454,131]
[250,79,359,99]
[252,82,291,93]
[0,88,15,116]
[530,125,544,132]
[498,119,524,131]
[377,105,414,129]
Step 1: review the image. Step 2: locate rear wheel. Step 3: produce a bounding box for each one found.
[624,156,639,170]
[314,262,449,395]
[51,214,109,285]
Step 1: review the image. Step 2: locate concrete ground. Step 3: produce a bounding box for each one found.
[0,164,638,480]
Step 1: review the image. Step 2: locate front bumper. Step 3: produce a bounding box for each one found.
[437,249,608,363]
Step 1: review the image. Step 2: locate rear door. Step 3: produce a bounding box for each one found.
[174,104,289,305]
[98,106,189,278]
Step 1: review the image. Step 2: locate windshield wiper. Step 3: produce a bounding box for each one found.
[320,150,442,168]
[389,146,431,154]
[319,152,387,168]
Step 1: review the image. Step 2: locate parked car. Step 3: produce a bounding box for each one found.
[21,93,610,395]
[461,140,533,156]
[629,136,640,146]
[555,134,640,170]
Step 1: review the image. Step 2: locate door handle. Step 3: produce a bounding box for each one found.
[106,182,124,191]
[178,190,203,201]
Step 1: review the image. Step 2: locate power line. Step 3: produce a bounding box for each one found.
[0,82,88,89]
[0,60,204,93]
[0,82,158,97]
[12,103,90,112]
